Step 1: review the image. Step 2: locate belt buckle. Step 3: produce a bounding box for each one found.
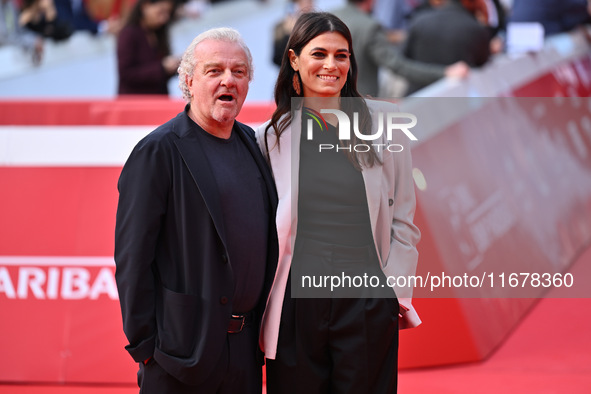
[228,314,245,334]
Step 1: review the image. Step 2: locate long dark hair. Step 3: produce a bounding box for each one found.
[265,12,378,169]
[124,0,176,56]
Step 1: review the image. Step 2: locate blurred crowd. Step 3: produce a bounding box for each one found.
[0,0,211,67]
[1,0,590,95]
[273,0,591,96]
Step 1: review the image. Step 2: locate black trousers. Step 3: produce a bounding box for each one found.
[137,322,262,394]
[266,238,400,394]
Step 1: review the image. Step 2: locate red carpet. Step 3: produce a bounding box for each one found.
[399,297,591,393]
[399,245,591,393]
[2,248,589,394]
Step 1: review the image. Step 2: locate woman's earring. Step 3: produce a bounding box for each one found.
[292,73,301,96]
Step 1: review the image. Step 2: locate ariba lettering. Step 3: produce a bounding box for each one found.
[0,266,118,300]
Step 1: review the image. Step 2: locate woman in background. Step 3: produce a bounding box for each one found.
[116,0,179,95]
[256,12,421,394]
[271,0,314,67]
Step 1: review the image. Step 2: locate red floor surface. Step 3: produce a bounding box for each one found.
[2,248,589,394]
[398,245,591,394]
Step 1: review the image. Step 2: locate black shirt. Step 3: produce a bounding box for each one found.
[193,122,269,313]
[297,114,374,247]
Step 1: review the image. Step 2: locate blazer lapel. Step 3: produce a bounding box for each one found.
[362,100,389,263]
[235,124,279,208]
[361,163,383,261]
[288,112,302,225]
[267,112,301,249]
[173,113,228,248]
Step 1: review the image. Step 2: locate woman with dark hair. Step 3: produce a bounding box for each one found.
[256,11,421,394]
[116,0,179,95]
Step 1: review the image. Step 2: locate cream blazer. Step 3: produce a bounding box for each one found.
[255,99,421,360]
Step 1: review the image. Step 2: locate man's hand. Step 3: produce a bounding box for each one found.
[444,61,470,79]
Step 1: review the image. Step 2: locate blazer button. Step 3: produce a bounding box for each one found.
[389,198,394,206]
[220,296,228,305]
[221,254,228,263]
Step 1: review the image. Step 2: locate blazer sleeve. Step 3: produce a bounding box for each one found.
[366,21,445,86]
[114,131,171,362]
[387,124,422,329]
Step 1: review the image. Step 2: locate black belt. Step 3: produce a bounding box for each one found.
[227,311,254,334]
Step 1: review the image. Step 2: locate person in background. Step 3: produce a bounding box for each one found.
[53,0,119,35]
[369,0,423,98]
[271,0,314,67]
[508,0,590,37]
[257,11,421,393]
[84,0,137,36]
[371,0,421,44]
[474,0,506,54]
[19,0,73,41]
[116,0,179,95]
[1,0,44,64]
[410,0,505,54]
[115,27,279,393]
[402,0,491,94]
[332,0,469,97]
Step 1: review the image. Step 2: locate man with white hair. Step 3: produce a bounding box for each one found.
[115,27,278,393]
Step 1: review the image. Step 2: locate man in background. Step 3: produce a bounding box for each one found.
[332,0,469,97]
[403,0,491,94]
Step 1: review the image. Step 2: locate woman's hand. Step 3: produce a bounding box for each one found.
[162,55,181,75]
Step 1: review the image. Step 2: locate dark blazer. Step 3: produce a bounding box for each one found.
[331,3,445,97]
[114,106,279,385]
[404,3,490,67]
[403,2,491,94]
